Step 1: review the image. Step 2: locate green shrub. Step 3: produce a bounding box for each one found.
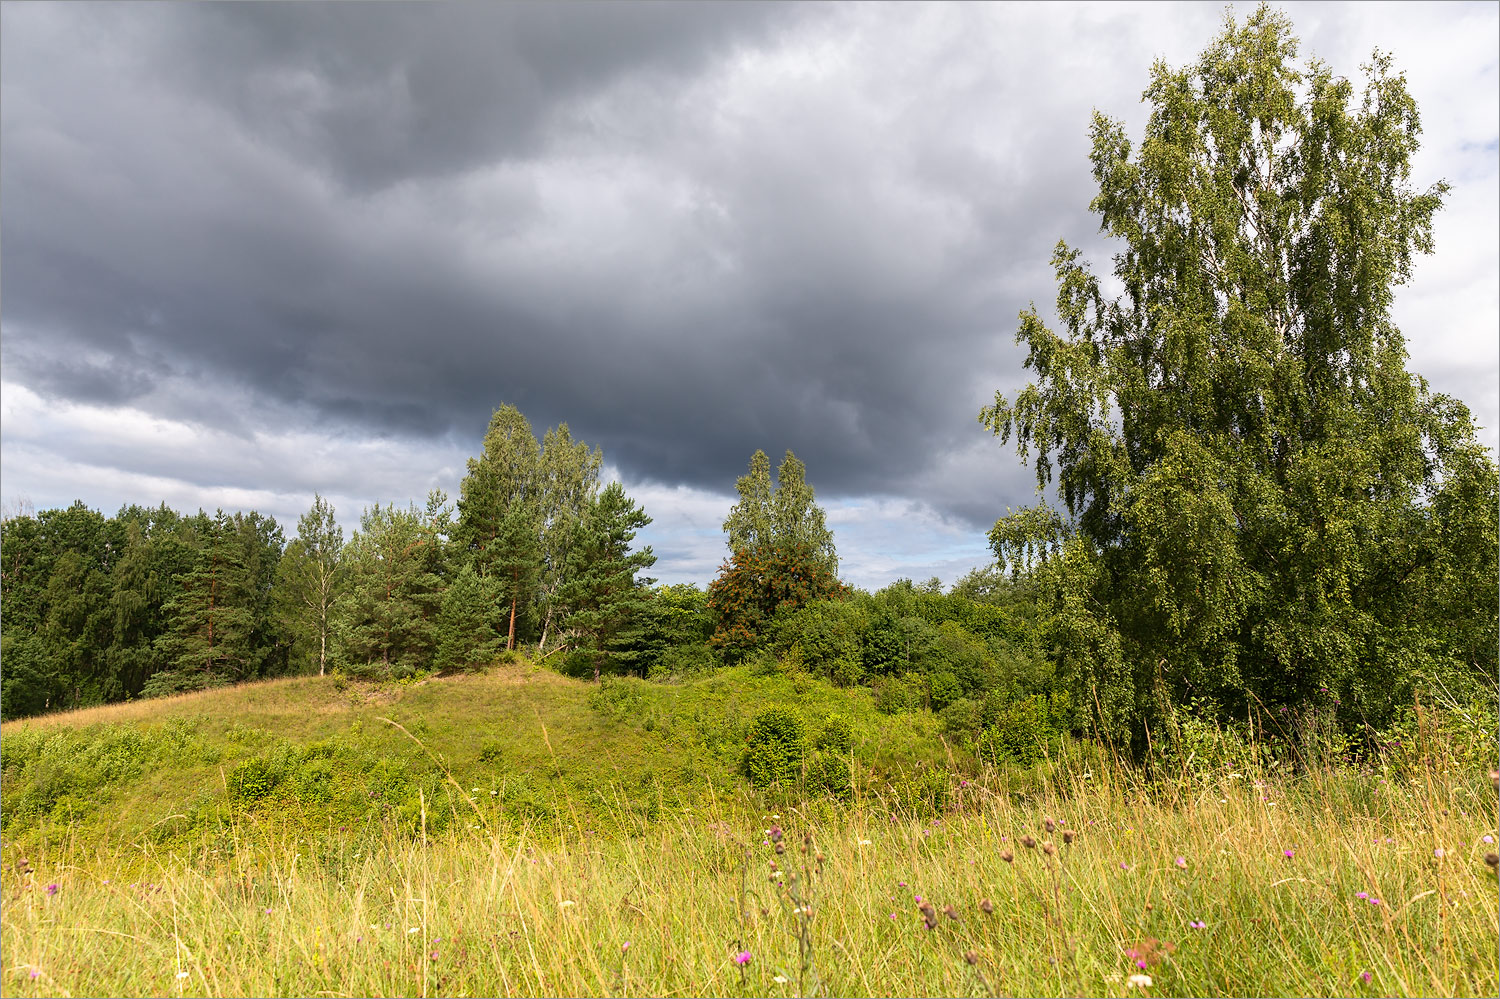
[816,712,853,754]
[874,675,921,714]
[939,697,983,740]
[806,752,852,800]
[929,672,962,711]
[743,706,806,789]
[983,695,1052,766]
[828,652,864,688]
[228,754,283,801]
[293,758,335,803]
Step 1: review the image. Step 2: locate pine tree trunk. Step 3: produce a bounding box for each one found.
[507,569,518,651]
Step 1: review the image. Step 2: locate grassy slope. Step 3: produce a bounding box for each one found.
[2,664,1496,998]
[0,662,954,846]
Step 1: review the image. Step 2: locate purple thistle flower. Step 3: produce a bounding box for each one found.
[1282,849,1295,858]
[1188,920,1207,929]
[1361,972,1372,984]
[734,951,751,966]
[1174,856,1187,869]
[1355,892,1369,900]
[44,883,58,896]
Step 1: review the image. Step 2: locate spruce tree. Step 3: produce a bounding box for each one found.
[335,503,442,678]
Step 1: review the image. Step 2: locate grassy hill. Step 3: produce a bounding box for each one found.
[2,662,1495,998]
[1,661,965,848]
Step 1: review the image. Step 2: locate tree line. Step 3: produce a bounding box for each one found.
[0,406,671,717]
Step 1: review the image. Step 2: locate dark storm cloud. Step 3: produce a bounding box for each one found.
[4,1,1492,548]
[141,1,800,191]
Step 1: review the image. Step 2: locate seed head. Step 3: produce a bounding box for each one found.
[979,898,994,914]
[942,904,961,921]
[775,842,785,855]
[1484,852,1498,869]
[1063,829,1076,844]
[964,950,979,965]
[1021,835,1037,849]
[1042,841,1057,855]
[1000,849,1014,863]
[1044,817,1056,833]
[769,826,783,843]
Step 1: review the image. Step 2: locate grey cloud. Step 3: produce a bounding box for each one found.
[3,1,1494,547]
[147,1,800,192]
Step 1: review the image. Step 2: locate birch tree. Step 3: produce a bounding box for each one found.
[277,493,344,676]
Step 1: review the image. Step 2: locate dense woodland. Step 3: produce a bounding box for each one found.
[2,8,1496,763]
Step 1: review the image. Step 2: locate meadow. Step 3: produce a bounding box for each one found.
[2,663,1496,998]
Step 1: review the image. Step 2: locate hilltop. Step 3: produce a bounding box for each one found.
[1,660,972,850]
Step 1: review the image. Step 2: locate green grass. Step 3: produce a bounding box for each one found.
[2,663,1496,997]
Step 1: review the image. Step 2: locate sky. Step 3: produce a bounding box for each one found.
[2,1,1496,591]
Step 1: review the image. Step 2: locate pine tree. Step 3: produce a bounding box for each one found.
[535,423,603,652]
[456,406,544,650]
[335,503,442,679]
[558,482,657,681]
[153,510,257,693]
[434,563,501,673]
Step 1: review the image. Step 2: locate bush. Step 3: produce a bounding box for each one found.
[939,698,983,740]
[816,712,853,754]
[743,706,806,789]
[228,754,284,801]
[874,675,922,714]
[806,753,852,801]
[929,672,963,711]
[982,694,1053,767]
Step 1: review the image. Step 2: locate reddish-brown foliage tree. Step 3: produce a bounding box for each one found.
[706,543,845,659]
